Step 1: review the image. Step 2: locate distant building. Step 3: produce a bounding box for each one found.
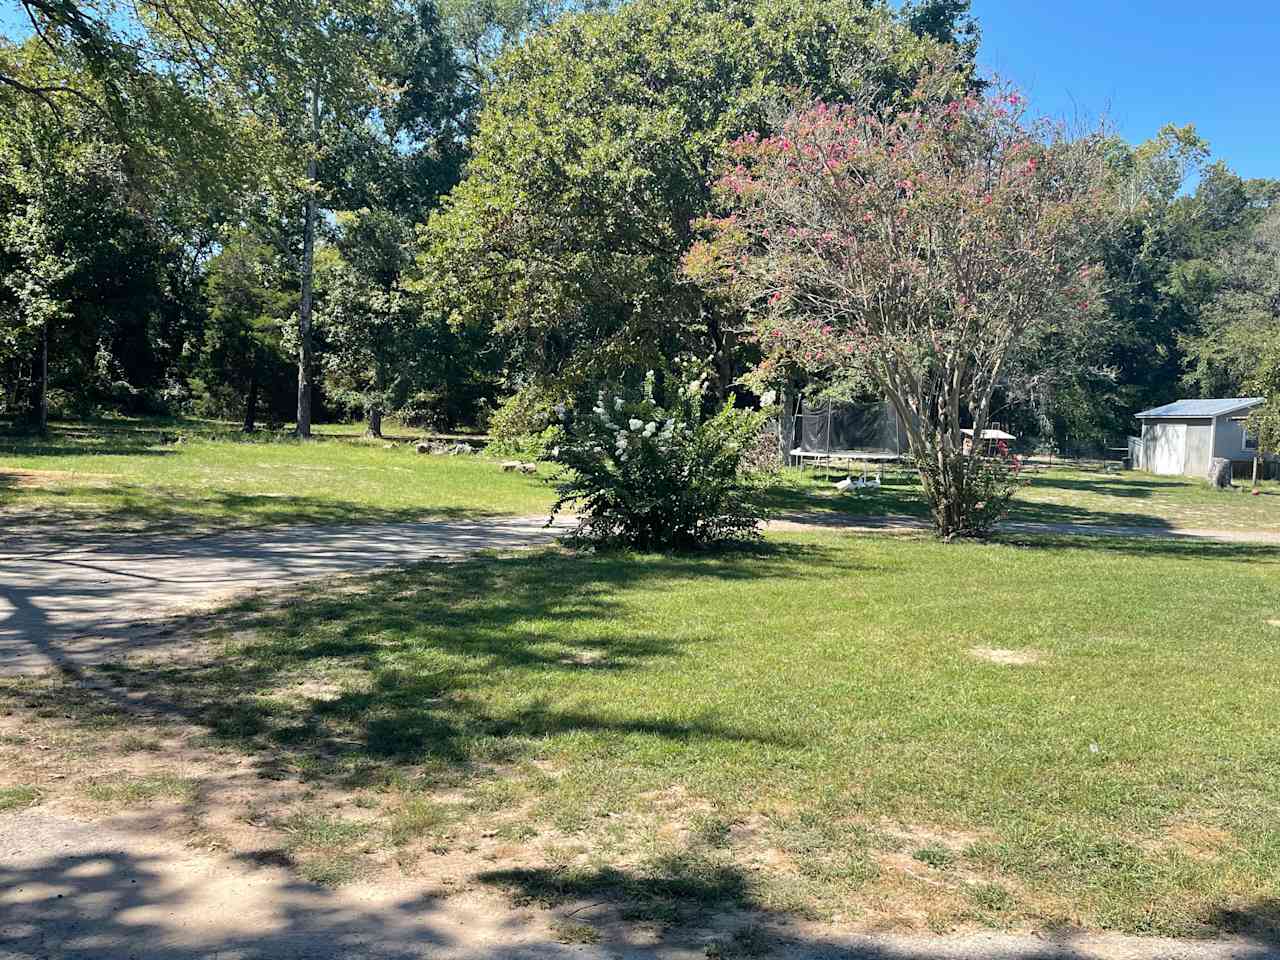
[1132,398,1273,477]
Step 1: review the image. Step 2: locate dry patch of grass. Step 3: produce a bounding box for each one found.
[0,468,118,489]
[968,647,1043,666]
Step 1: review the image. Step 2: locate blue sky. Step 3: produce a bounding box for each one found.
[972,0,1279,181]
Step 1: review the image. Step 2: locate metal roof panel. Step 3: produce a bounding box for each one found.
[1134,398,1264,419]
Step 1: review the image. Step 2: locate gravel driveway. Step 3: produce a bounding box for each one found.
[0,517,567,675]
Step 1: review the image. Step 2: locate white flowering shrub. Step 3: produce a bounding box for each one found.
[548,373,771,549]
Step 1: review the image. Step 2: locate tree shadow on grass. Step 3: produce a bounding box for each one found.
[762,469,1268,532]
[477,862,1280,957]
[1022,474,1176,500]
[6,838,1274,958]
[994,533,1280,564]
[764,477,1186,531]
[10,540,838,783]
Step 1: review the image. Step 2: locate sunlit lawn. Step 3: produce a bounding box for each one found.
[6,532,1280,936]
[0,417,553,532]
[4,418,1277,536]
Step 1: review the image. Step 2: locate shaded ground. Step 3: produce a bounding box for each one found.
[2,809,1273,959]
[765,467,1280,534]
[2,501,1275,679]
[0,517,566,674]
[768,513,1280,544]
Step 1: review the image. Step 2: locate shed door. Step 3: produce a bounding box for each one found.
[1149,422,1186,475]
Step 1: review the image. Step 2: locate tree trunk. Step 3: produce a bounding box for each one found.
[777,383,793,464]
[704,309,735,405]
[1253,456,1260,488]
[1207,457,1233,490]
[243,368,259,433]
[365,360,386,438]
[295,87,321,440]
[25,323,48,434]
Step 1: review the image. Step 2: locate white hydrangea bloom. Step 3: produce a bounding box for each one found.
[628,418,642,431]
[760,390,776,406]
[614,397,624,411]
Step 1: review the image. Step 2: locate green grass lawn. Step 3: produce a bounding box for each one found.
[768,465,1280,532]
[6,532,1279,937]
[4,418,1277,537]
[0,417,553,532]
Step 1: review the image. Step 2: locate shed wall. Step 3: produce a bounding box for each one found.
[1143,422,1185,475]
[1182,421,1213,475]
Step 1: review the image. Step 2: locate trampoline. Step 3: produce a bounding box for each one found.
[785,398,909,474]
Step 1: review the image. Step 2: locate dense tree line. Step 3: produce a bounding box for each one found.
[1,0,1274,446]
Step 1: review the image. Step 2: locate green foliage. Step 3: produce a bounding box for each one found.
[1245,342,1280,460]
[486,383,563,456]
[549,372,770,549]
[914,446,1028,540]
[1183,206,1280,400]
[1044,129,1280,445]
[421,0,971,397]
[195,235,296,428]
[0,75,205,426]
[316,209,418,434]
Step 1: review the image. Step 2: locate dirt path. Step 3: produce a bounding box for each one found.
[2,808,1270,960]
[0,517,569,675]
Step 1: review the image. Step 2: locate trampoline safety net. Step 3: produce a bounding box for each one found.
[791,400,906,457]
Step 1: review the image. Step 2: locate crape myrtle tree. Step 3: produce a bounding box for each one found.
[419,0,977,423]
[688,62,1112,539]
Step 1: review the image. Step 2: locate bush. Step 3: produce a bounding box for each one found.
[488,384,564,458]
[488,425,562,460]
[915,441,1027,540]
[548,373,771,549]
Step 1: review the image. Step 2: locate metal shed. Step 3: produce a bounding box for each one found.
[1132,398,1270,477]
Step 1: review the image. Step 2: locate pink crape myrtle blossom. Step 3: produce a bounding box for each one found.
[686,58,1112,538]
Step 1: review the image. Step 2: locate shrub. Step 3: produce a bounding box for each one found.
[914,441,1027,540]
[548,373,771,549]
[488,425,562,460]
[488,384,562,457]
